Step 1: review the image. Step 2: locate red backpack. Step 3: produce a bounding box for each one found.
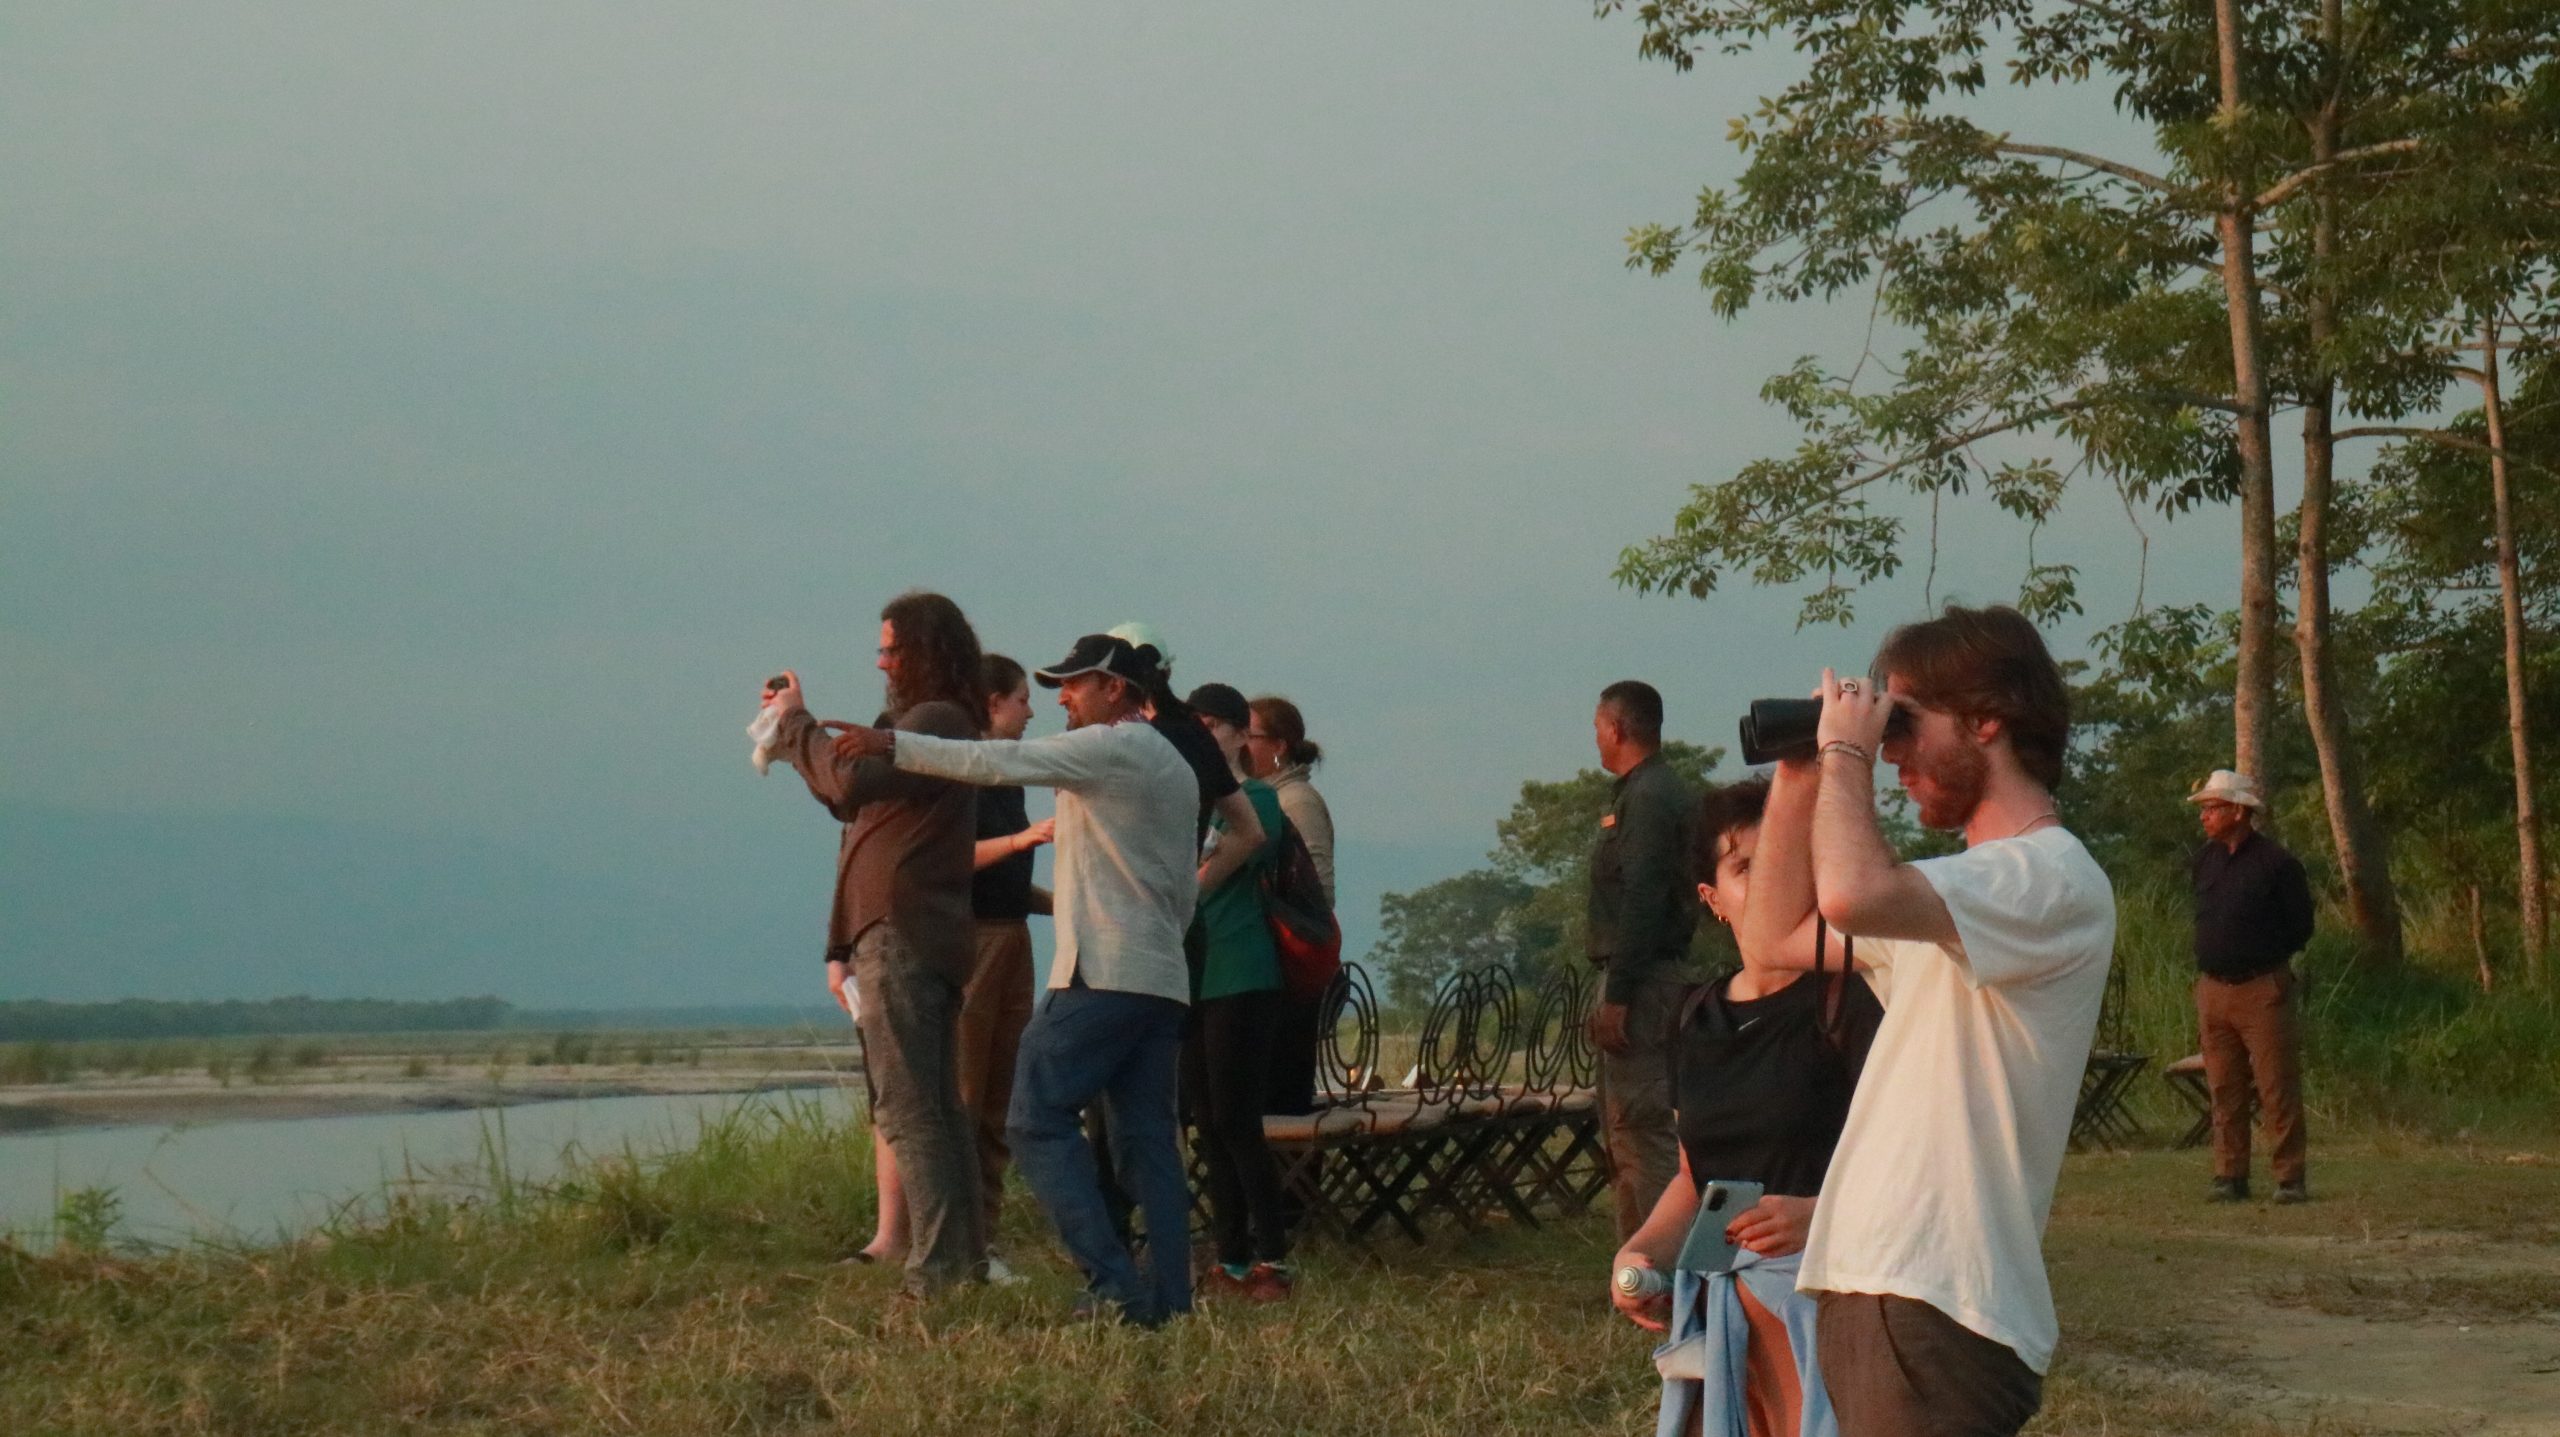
[1259,817,1340,999]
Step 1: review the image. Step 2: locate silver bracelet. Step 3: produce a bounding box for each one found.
[1818,739,1872,765]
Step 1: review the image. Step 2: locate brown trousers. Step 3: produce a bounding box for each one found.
[2195,967,2307,1187]
[1814,1292,2042,1437]
[1600,975,1688,1242]
[956,920,1037,1228]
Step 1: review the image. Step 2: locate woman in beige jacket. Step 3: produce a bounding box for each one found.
[1244,697,1334,903]
[1244,696,1335,1115]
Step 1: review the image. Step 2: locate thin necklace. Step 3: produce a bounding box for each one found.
[2005,808,2060,840]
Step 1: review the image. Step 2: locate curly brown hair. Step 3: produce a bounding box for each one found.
[879,590,985,730]
[1872,603,2069,789]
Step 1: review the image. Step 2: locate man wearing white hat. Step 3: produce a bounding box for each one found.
[2188,770,2315,1203]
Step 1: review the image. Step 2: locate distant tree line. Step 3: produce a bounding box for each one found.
[0,996,513,1042]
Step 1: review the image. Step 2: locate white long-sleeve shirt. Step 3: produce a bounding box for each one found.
[891,720,1198,1004]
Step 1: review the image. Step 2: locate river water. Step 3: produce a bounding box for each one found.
[0,1086,856,1246]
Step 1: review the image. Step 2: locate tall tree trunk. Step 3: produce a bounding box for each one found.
[2480,317,2547,985]
[2215,0,2280,784]
[2298,373,2402,967]
[2294,1,2404,967]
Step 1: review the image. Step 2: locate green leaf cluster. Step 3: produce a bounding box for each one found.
[1601,0,2560,628]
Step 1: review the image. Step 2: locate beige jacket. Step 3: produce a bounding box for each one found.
[1263,764,1336,908]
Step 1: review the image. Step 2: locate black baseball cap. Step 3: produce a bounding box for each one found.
[1185,683,1250,729]
[1033,634,1156,688]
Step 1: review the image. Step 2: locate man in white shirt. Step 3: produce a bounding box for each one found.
[1734,603,2116,1437]
[833,632,1201,1327]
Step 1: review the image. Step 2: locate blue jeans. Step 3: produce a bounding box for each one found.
[1006,984,1191,1324]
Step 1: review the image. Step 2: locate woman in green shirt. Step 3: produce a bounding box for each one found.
[1182,683,1294,1301]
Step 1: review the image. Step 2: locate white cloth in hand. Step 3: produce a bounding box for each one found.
[746,704,786,775]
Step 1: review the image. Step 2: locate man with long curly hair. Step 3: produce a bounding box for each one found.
[762,589,987,1297]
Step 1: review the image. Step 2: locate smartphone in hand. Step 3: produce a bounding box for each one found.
[1674,1179,1766,1274]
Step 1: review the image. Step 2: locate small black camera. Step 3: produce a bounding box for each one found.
[1738,696,1913,765]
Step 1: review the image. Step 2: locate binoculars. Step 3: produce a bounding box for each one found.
[1738,696,1912,766]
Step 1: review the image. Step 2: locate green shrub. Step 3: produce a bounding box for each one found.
[0,1042,69,1084]
[51,1186,121,1254]
[2104,876,2560,1135]
[135,1043,190,1077]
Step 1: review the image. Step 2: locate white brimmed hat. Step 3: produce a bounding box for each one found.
[2187,769,2263,809]
[1105,621,1172,677]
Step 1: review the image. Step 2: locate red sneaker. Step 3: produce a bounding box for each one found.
[1241,1263,1294,1303]
[1198,1266,1249,1299]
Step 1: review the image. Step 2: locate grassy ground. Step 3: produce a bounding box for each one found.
[7,1098,2555,1437]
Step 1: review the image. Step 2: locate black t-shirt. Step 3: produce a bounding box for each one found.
[1147,710,1238,845]
[971,783,1036,922]
[1674,967,1884,1198]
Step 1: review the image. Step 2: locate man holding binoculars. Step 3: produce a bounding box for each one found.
[1731,603,2115,1437]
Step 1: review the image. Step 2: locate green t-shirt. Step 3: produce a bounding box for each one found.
[1195,779,1285,1001]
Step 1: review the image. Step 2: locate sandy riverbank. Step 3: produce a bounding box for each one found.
[0,1060,865,1134]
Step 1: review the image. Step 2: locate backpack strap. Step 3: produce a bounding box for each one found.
[1677,980,1718,1034]
[1814,916,1852,1053]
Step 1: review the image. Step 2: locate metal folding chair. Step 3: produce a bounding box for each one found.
[2070,958,2151,1151]
[1261,964,1410,1240]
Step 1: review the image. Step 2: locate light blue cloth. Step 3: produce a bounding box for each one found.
[1651,1248,1838,1437]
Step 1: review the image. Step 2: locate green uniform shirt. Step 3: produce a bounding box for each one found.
[1586,750,1702,1004]
[1195,779,1285,1000]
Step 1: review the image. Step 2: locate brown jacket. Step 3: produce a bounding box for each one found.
[773,701,978,973]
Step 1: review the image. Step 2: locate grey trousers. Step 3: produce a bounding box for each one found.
[853,924,984,1294]
[1600,974,1689,1242]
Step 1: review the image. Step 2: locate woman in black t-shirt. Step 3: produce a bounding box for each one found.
[1610,778,1880,1437]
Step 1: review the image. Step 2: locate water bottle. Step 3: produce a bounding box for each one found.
[1614,1263,1669,1300]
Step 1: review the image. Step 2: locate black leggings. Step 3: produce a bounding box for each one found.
[1263,987,1323,1116]
[1183,988,1291,1266]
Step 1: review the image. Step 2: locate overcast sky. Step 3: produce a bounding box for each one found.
[2,3,2255,1003]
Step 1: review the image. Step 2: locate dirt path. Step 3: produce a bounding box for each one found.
[2052,1149,2560,1435]
[2217,1229,2560,1433]
[2231,1307,2560,1433]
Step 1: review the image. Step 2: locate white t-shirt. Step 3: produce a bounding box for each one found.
[1796,825,2116,1375]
